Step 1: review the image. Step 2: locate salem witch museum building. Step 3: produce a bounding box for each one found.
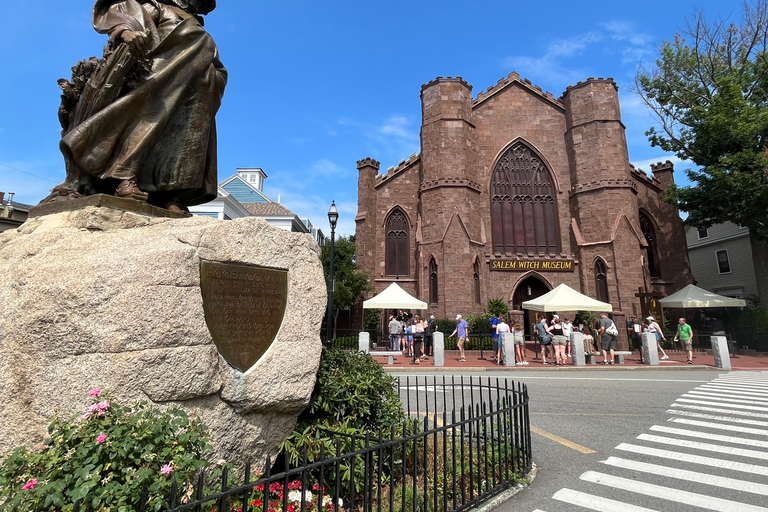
[355,72,693,345]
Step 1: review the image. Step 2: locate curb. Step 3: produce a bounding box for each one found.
[471,463,538,512]
[383,365,725,373]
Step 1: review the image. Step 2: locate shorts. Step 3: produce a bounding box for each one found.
[514,335,524,346]
[655,332,661,341]
[552,335,566,346]
[493,339,500,350]
[601,334,617,351]
[540,335,552,346]
[682,340,692,351]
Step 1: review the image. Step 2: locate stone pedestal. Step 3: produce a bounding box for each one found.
[433,332,445,366]
[358,332,370,354]
[571,332,585,366]
[501,333,515,366]
[711,336,732,370]
[0,207,326,464]
[642,333,659,365]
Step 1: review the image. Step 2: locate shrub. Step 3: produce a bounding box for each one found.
[485,298,509,319]
[0,390,211,511]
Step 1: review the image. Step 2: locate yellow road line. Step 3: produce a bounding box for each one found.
[530,426,596,454]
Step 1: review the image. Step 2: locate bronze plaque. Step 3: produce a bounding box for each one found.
[200,260,288,372]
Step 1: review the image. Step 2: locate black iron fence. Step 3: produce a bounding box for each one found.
[73,376,531,512]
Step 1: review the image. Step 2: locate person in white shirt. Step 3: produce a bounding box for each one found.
[495,316,510,364]
[646,316,669,360]
[562,317,574,358]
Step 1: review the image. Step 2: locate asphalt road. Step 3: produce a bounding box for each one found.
[390,368,768,511]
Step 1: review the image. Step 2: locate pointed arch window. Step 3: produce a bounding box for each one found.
[473,259,481,304]
[595,259,609,303]
[639,211,661,278]
[491,141,559,256]
[429,257,438,304]
[385,208,409,276]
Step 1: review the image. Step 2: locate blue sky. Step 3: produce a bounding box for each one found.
[0,0,739,236]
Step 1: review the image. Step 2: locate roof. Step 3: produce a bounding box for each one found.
[363,283,428,309]
[521,283,612,312]
[242,202,297,217]
[658,284,747,308]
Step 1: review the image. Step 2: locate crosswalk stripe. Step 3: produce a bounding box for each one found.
[638,434,768,461]
[676,398,768,413]
[580,471,768,512]
[667,409,768,427]
[670,403,768,419]
[649,425,768,448]
[603,456,768,495]
[668,417,768,436]
[693,388,768,400]
[700,385,768,396]
[552,488,659,512]
[615,442,768,476]
[685,391,768,404]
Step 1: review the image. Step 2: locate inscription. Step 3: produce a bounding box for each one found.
[200,260,288,372]
[490,259,575,272]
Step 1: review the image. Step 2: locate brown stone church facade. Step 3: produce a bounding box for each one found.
[355,72,693,345]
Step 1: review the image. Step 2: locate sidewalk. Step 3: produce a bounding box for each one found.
[371,348,768,371]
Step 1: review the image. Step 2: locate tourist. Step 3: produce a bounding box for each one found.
[562,317,574,358]
[513,321,528,365]
[675,317,694,364]
[425,315,437,357]
[534,316,553,364]
[598,312,618,364]
[412,314,425,363]
[490,314,499,362]
[547,317,567,366]
[646,316,669,360]
[388,314,400,351]
[627,314,643,363]
[448,314,468,362]
[581,325,597,355]
[495,316,510,364]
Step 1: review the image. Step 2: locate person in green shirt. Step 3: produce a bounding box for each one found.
[674,317,694,364]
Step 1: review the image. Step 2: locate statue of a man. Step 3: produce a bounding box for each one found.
[41,0,227,214]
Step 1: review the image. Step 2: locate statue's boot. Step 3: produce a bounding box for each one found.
[165,201,192,217]
[115,178,149,201]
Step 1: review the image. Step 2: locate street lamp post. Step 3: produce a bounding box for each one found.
[325,201,338,346]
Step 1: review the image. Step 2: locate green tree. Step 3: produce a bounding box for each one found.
[635,1,768,307]
[321,234,371,337]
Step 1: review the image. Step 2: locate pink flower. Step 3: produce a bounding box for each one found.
[96,434,107,444]
[160,464,173,476]
[22,479,38,490]
[96,400,110,411]
[88,388,102,397]
[79,413,90,421]
[87,404,98,413]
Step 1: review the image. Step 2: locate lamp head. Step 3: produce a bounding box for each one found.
[328,200,339,229]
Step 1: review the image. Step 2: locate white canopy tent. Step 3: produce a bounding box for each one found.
[362,282,428,310]
[658,284,747,309]
[521,283,613,312]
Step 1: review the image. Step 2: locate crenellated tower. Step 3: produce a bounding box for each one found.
[563,78,644,331]
[355,157,380,282]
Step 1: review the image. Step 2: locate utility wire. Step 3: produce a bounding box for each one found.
[0,162,60,183]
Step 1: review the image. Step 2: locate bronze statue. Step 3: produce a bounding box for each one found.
[41,0,227,214]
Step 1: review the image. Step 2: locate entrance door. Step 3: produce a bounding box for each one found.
[512,276,551,337]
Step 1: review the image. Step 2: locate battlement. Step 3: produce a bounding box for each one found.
[473,71,561,108]
[650,160,674,172]
[356,157,381,170]
[421,76,472,91]
[561,77,618,99]
[629,164,660,183]
[375,153,420,185]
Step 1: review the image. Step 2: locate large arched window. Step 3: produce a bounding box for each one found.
[491,141,559,256]
[385,208,409,276]
[429,257,438,304]
[639,211,661,278]
[595,259,609,303]
[473,258,481,304]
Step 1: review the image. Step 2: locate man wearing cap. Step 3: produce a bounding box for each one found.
[388,314,401,351]
[627,315,643,362]
[646,316,669,360]
[449,314,469,362]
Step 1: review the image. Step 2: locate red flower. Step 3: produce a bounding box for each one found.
[251,499,263,507]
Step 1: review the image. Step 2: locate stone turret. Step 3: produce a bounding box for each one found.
[355,157,380,278]
[650,160,675,188]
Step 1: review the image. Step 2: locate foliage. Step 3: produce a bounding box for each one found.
[635,1,768,306]
[321,235,371,313]
[485,298,510,319]
[466,312,492,335]
[0,390,211,511]
[574,311,599,331]
[434,318,457,336]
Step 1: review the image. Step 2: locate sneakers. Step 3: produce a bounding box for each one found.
[602,360,609,365]
[661,355,669,360]
[542,361,549,365]
[516,362,523,365]
[609,360,615,365]
[458,358,466,362]
[687,359,693,364]
[522,361,529,365]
